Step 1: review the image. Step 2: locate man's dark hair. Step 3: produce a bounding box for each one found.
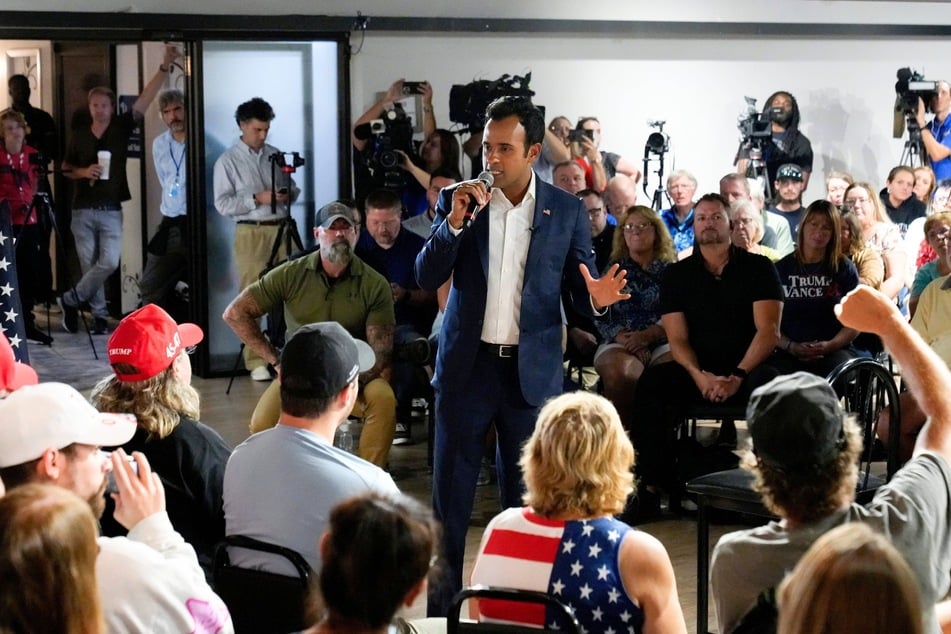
[484,96,545,152]
[158,89,185,110]
[696,192,730,213]
[234,97,275,126]
[279,387,333,420]
[430,165,461,183]
[766,90,804,146]
[364,189,402,213]
[576,188,602,199]
[7,74,29,94]
[575,116,599,130]
[0,444,77,491]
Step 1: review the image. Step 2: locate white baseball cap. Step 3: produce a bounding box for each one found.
[0,382,137,468]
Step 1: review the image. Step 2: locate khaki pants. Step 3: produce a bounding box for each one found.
[250,377,397,467]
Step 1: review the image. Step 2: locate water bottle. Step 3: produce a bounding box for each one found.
[336,421,353,453]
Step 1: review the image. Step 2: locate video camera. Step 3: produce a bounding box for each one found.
[896,67,938,115]
[354,102,415,190]
[737,96,783,143]
[449,72,536,132]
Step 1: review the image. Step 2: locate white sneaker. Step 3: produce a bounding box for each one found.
[250,366,272,381]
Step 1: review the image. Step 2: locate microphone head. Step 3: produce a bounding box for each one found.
[477,170,494,188]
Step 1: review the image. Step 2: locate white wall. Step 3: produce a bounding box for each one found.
[350,32,951,196]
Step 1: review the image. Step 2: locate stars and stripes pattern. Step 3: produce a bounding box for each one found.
[0,201,29,363]
[471,507,645,634]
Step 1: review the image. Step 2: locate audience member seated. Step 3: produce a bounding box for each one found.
[844,182,906,300]
[305,492,439,634]
[223,323,399,576]
[532,115,572,184]
[825,170,854,210]
[402,167,460,240]
[91,304,231,575]
[630,194,782,514]
[579,188,614,272]
[729,199,781,261]
[0,383,233,633]
[571,116,641,192]
[552,159,587,195]
[469,391,687,634]
[768,163,807,241]
[356,188,437,420]
[880,165,926,238]
[914,165,937,206]
[223,203,396,466]
[594,205,675,423]
[910,211,951,318]
[746,177,794,257]
[661,169,698,254]
[712,289,951,634]
[604,174,638,224]
[840,210,884,289]
[765,201,859,377]
[777,523,924,634]
[719,173,782,255]
[0,484,102,634]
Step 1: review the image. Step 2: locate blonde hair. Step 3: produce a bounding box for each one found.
[778,523,924,634]
[0,108,30,139]
[609,205,676,265]
[0,484,103,634]
[90,365,199,439]
[742,415,862,524]
[521,392,634,517]
[845,182,890,224]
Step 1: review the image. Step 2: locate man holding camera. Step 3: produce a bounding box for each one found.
[736,91,813,191]
[213,97,299,381]
[917,81,951,181]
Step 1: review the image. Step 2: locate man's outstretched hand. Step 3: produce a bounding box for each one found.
[580,262,631,311]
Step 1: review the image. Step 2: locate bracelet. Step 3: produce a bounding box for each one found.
[731,367,749,380]
[159,63,170,73]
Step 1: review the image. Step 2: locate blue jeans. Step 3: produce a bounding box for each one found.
[69,207,122,319]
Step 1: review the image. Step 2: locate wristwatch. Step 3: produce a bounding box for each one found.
[730,367,748,380]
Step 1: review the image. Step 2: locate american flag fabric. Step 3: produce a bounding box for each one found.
[470,507,645,634]
[0,201,29,363]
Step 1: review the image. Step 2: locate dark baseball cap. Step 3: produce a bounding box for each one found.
[747,372,845,472]
[776,163,804,182]
[279,322,375,399]
[315,201,358,229]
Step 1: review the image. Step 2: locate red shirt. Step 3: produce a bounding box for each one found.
[0,144,38,225]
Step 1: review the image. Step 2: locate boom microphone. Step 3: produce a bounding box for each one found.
[462,170,494,228]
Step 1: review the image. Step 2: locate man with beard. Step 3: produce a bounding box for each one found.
[139,90,189,313]
[0,382,233,633]
[223,204,396,467]
[736,90,814,191]
[628,193,783,520]
[769,163,808,241]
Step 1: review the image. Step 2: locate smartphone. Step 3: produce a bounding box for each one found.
[568,129,595,142]
[402,81,424,95]
[104,452,138,495]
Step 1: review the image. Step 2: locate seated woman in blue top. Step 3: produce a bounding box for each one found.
[767,200,860,377]
[593,205,677,423]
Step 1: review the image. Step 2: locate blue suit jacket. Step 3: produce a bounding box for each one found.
[415,176,596,406]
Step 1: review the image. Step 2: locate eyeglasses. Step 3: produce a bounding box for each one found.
[928,228,951,241]
[185,345,198,355]
[844,196,871,206]
[587,207,604,217]
[733,217,755,226]
[623,222,652,233]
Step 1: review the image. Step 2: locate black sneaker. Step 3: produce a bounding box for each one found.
[92,317,110,335]
[25,325,53,346]
[58,296,78,333]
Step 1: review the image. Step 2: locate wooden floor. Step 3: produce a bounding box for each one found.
[26,307,749,634]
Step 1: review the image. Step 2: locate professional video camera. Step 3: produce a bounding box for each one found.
[354,102,415,190]
[895,67,938,116]
[737,96,782,143]
[449,72,536,132]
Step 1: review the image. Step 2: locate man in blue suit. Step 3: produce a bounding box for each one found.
[416,96,629,615]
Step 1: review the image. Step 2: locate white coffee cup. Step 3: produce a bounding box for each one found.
[97,150,112,181]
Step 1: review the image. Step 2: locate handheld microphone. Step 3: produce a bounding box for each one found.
[462,170,494,228]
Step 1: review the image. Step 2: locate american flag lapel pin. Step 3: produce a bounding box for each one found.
[543,208,551,216]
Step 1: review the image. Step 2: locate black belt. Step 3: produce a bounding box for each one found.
[237,219,282,226]
[480,342,518,359]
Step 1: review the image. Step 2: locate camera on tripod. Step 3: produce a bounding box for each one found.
[269,151,305,173]
[355,102,415,190]
[449,72,536,133]
[896,67,938,116]
[645,120,669,156]
[737,96,783,144]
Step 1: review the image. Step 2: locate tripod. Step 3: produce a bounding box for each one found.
[900,119,926,168]
[643,122,672,212]
[225,153,305,395]
[743,138,773,202]
[28,161,99,358]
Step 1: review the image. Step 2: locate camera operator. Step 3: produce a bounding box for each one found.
[352,79,453,216]
[0,109,50,345]
[737,91,814,191]
[916,81,951,181]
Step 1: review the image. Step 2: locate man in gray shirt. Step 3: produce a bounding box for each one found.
[711,286,951,634]
[223,322,399,575]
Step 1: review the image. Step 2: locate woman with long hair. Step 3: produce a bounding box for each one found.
[0,483,103,634]
[593,205,676,423]
[778,523,924,634]
[91,303,231,575]
[767,200,859,376]
[844,182,906,299]
[470,391,687,634]
[307,492,439,634]
[880,165,926,235]
[840,211,884,289]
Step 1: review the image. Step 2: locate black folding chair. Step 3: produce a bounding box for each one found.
[448,585,581,634]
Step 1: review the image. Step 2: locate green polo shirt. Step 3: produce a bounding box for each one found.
[248,250,395,341]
